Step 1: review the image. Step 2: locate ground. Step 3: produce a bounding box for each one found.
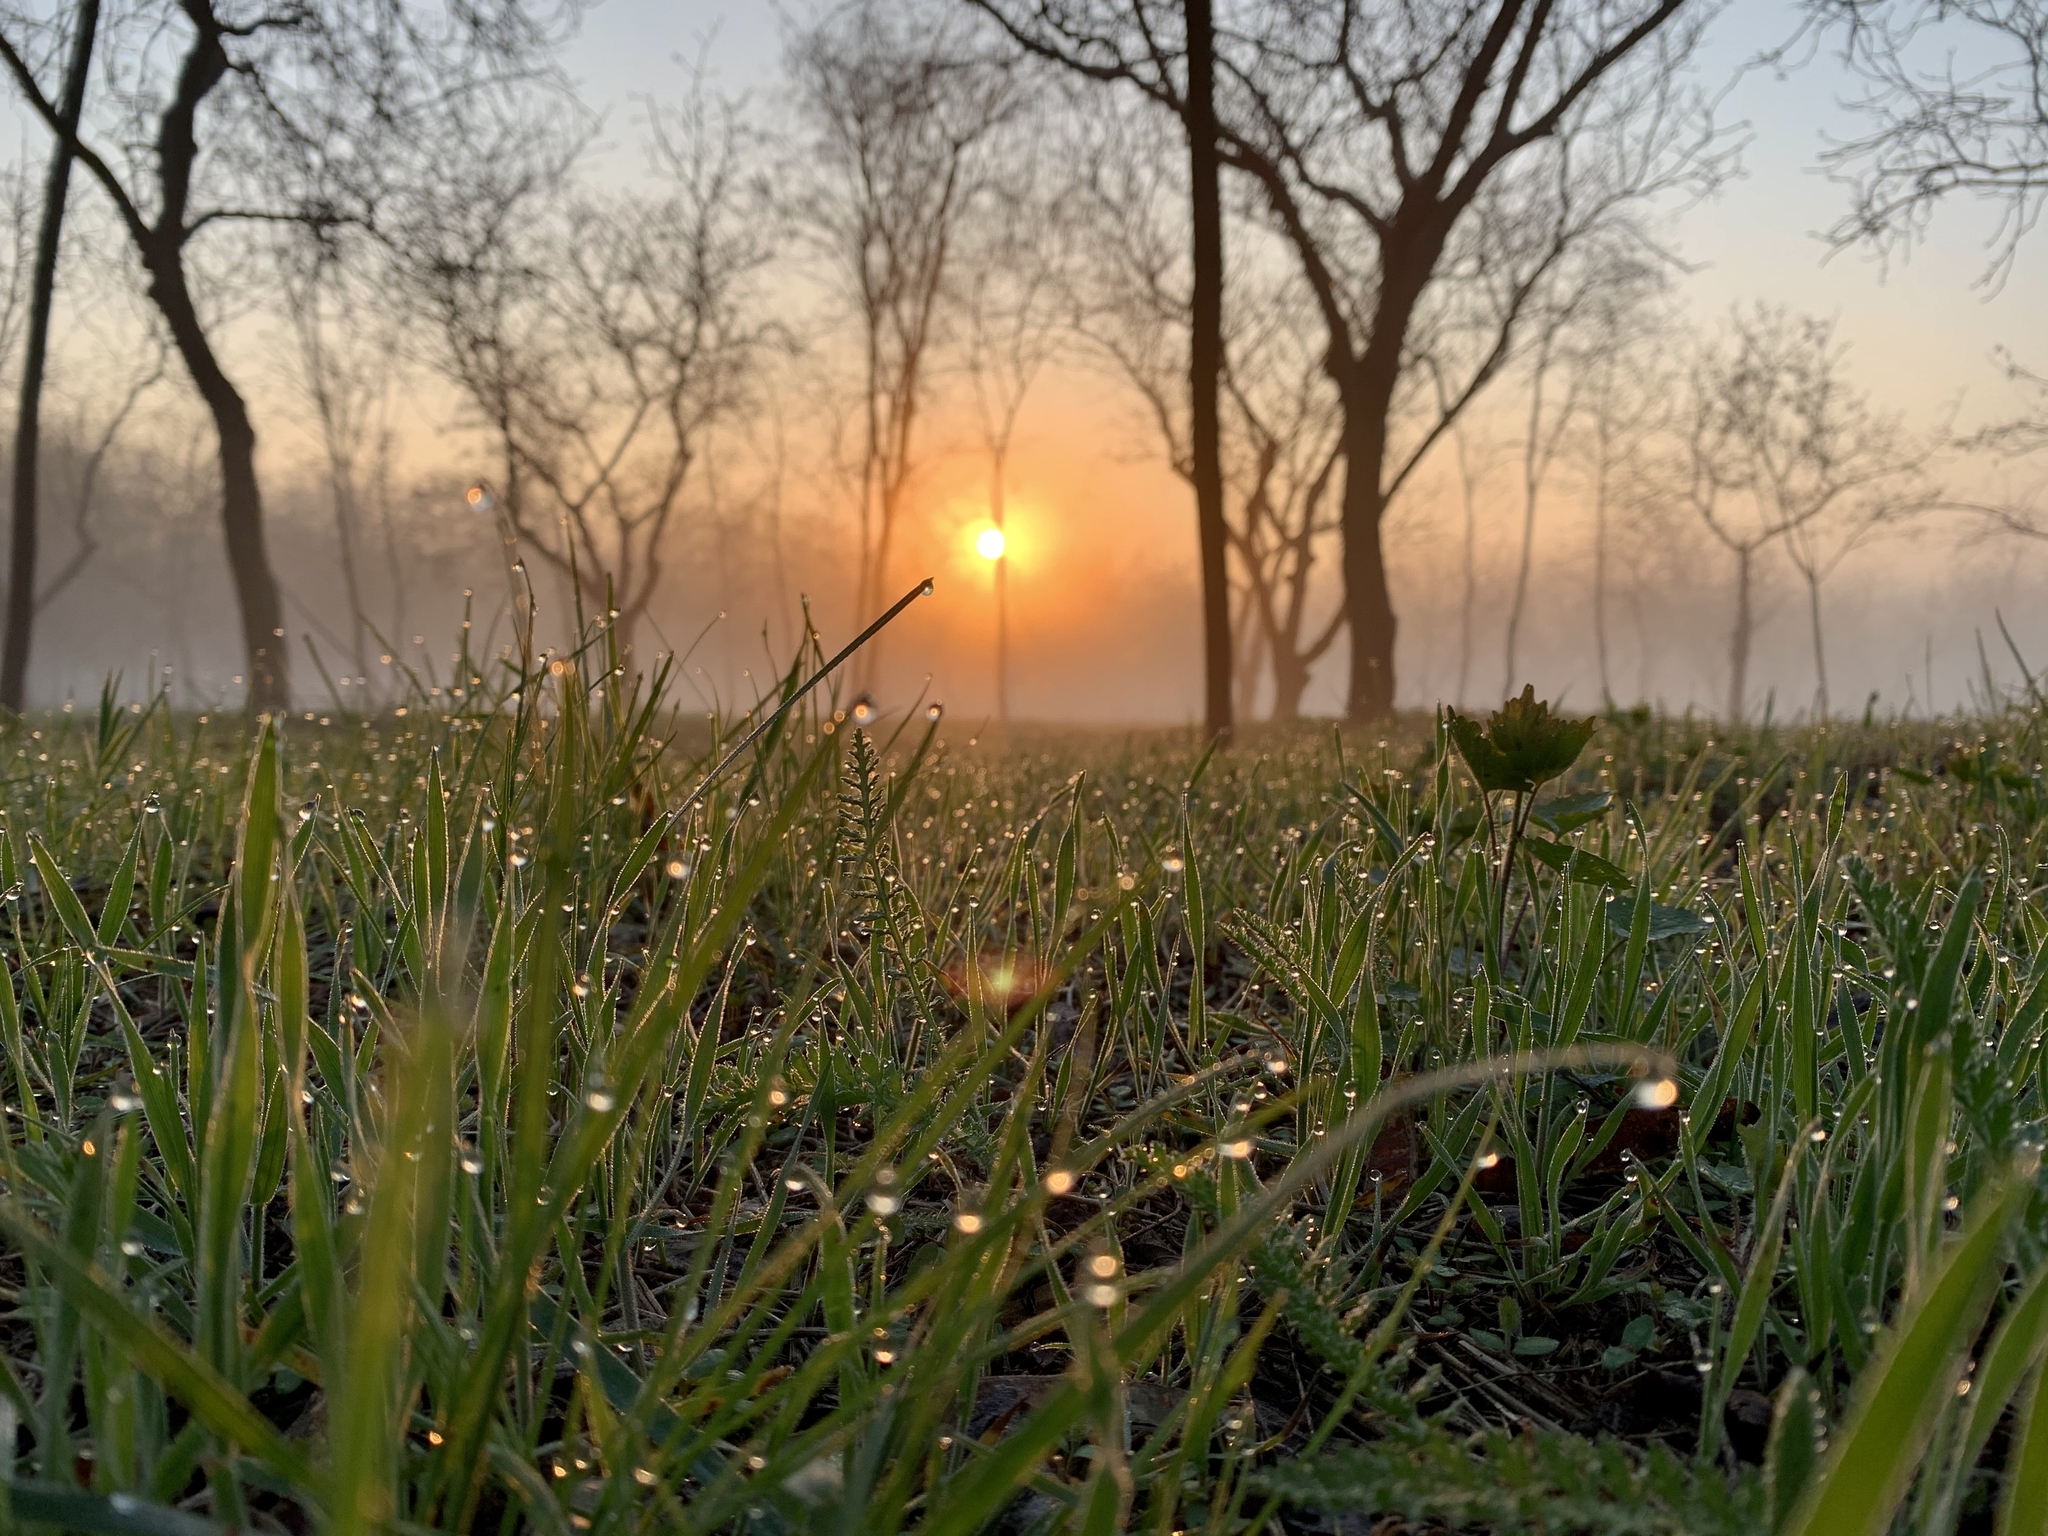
[0,672,2040,1535]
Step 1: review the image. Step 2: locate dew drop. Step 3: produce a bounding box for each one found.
[1632,1077,1679,1110]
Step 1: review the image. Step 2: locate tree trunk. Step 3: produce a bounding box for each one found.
[1271,649,1310,721]
[327,453,368,675]
[854,328,881,677]
[851,306,895,696]
[989,443,1009,723]
[302,319,371,675]
[1504,347,1549,698]
[1186,0,1231,738]
[1234,596,1266,721]
[1454,428,1479,707]
[1337,402,1399,720]
[1805,572,1829,719]
[1727,543,1752,723]
[1592,437,1612,708]
[861,478,902,696]
[144,245,288,710]
[1333,235,1439,723]
[2,0,99,713]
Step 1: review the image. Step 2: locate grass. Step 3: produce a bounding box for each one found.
[2,632,2048,1535]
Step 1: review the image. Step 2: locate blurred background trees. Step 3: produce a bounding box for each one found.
[0,0,2039,722]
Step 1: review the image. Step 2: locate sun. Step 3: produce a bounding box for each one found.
[975,525,1007,561]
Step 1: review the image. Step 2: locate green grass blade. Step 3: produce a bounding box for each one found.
[1781,1169,2030,1536]
[4,1479,226,1536]
[0,1202,314,1491]
[1999,1367,2048,1536]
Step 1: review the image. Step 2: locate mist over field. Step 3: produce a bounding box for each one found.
[28,410,2041,723]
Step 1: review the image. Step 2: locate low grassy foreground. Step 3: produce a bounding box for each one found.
[1,651,2047,1535]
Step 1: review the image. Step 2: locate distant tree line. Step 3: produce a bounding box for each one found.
[0,0,2039,723]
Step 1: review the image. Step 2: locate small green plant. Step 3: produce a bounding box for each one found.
[1447,684,1600,960]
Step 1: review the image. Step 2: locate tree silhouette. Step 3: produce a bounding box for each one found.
[979,0,1725,719]
[0,0,570,709]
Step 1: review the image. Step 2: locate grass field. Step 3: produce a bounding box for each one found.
[2,636,2047,1536]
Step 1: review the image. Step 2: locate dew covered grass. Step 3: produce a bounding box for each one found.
[2,646,2048,1536]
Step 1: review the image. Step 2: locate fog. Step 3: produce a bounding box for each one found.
[24,360,2040,724]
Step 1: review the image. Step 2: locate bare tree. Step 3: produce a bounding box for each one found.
[1675,306,1940,720]
[1805,0,2048,558]
[961,0,1237,733]
[0,157,37,360]
[406,89,773,662]
[1500,321,1581,698]
[1226,327,1344,720]
[1802,0,2048,282]
[979,0,1726,720]
[1937,355,2048,543]
[1184,0,1231,735]
[0,0,571,709]
[1498,244,1666,697]
[1444,419,1499,708]
[1075,120,1343,721]
[790,0,1016,693]
[2,0,95,713]
[282,243,395,678]
[389,114,570,662]
[1571,294,1674,707]
[32,328,167,614]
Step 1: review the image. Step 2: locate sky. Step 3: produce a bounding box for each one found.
[1673,1,2048,428]
[558,0,2048,422]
